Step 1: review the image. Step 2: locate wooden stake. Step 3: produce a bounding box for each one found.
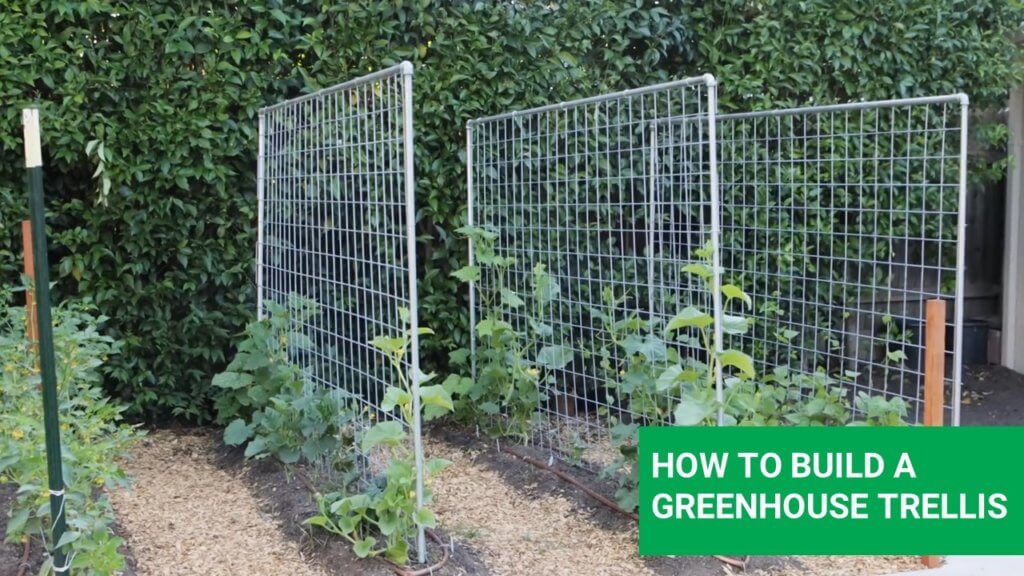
[921,298,946,569]
[923,299,947,428]
[21,219,38,344]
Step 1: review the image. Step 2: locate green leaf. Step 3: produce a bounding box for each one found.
[6,507,29,537]
[420,384,454,413]
[776,329,800,342]
[655,365,683,392]
[370,336,406,355]
[377,509,400,536]
[243,436,267,458]
[530,319,554,337]
[361,421,406,452]
[475,317,511,338]
[721,284,752,308]
[719,349,756,379]
[674,400,714,426]
[414,507,437,528]
[681,263,712,280]
[55,530,81,550]
[451,265,480,282]
[353,536,377,558]
[887,349,907,363]
[441,374,473,395]
[223,419,252,445]
[304,515,330,528]
[722,314,750,335]
[623,334,667,362]
[500,288,525,308]
[381,386,411,412]
[536,345,573,370]
[427,457,453,475]
[212,371,253,390]
[665,307,713,332]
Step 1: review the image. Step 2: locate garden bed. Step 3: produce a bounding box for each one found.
[94,428,923,575]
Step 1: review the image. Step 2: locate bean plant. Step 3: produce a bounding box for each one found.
[0,293,140,575]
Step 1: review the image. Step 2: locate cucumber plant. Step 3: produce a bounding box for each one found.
[446,225,569,440]
[306,308,453,566]
[214,298,357,474]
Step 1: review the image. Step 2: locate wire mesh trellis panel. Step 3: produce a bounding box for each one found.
[466,76,722,469]
[712,95,969,425]
[257,62,428,559]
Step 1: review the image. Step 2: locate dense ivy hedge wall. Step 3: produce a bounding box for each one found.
[0,1,689,421]
[0,0,1019,421]
[695,0,1022,108]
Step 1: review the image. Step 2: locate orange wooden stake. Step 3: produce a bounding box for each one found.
[21,219,38,344]
[921,298,946,569]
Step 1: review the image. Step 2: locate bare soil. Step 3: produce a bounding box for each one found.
[960,364,1024,425]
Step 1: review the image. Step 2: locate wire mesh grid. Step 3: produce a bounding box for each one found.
[468,85,968,471]
[256,62,426,556]
[467,76,720,469]
[712,96,968,425]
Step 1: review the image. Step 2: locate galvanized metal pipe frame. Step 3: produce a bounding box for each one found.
[466,82,969,465]
[256,61,427,562]
[466,74,725,448]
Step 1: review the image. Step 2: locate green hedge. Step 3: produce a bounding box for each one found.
[0,1,1019,421]
[0,1,688,421]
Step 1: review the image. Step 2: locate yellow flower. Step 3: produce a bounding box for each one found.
[526,368,540,378]
[11,430,24,440]
[407,490,416,499]
[94,477,105,487]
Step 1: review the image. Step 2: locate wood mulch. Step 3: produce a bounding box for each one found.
[110,431,326,576]
[103,428,924,576]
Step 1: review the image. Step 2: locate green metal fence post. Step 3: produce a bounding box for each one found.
[23,108,70,575]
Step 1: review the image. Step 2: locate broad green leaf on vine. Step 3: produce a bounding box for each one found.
[721,284,752,308]
[719,349,756,379]
[370,336,406,355]
[665,307,713,332]
[361,421,406,452]
[451,265,480,282]
[674,400,714,426]
[536,345,574,370]
[420,385,454,413]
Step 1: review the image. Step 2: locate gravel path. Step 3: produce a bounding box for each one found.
[111,431,326,576]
